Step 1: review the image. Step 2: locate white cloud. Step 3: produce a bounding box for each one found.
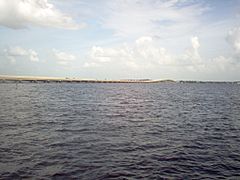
[0,0,85,29]
[83,62,99,68]
[53,49,76,65]
[191,36,200,49]
[181,36,201,65]
[4,46,39,63]
[210,56,236,71]
[101,0,207,37]
[135,36,153,45]
[84,35,239,77]
[227,26,240,54]
[84,36,188,69]
[28,49,39,62]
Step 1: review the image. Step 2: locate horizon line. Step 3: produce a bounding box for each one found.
[0,74,239,83]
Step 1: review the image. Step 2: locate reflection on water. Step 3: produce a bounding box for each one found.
[0,83,240,179]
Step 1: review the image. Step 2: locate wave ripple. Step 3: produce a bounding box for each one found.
[0,83,240,179]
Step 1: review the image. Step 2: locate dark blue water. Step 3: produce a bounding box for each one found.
[0,83,240,179]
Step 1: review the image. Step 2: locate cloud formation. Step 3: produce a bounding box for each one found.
[181,37,201,65]
[0,0,239,80]
[84,35,239,77]
[101,0,207,37]
[4,46,39,63]
[227,26,240,54]
[0,0,84,29]
[85,36,199,69]
[53,49,76,65]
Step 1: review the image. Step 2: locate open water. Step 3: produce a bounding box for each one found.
[0,82,240,179]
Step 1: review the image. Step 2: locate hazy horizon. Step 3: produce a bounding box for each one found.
[0,0,240,81]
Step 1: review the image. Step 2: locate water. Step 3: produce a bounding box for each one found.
[0,82,240,179]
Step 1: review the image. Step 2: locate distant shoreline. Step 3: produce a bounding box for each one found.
[0,75,174,83]
[0,75,239,84]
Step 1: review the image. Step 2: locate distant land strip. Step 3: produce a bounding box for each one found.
[0,75,239,84]
[0,75,174,83]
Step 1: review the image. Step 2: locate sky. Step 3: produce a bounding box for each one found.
[0,0,240,80]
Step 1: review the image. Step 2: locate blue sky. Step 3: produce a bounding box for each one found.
[0,0,240,80]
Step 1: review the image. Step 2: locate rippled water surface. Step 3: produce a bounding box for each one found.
[0,83,240,179]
